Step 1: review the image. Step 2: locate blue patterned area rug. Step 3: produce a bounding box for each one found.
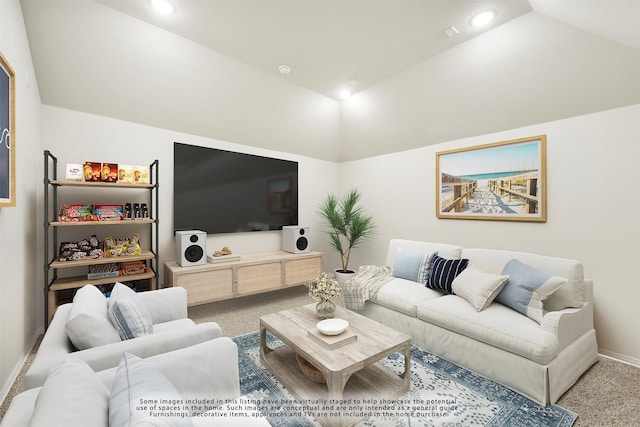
[233,331,577,427]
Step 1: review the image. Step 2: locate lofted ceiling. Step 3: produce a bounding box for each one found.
[20,0,640,161]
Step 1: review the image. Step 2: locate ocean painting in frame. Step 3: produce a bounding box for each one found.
[0,51,16,207]
[436,135,546,222]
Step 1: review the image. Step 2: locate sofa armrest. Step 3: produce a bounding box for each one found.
[97,337,241,405]
[540,302,594,351]
[136,287,188,323]
[24,304,76,390]
[0,388,40,427]
[25,322,222,389]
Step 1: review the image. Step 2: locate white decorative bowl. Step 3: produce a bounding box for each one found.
[317,318,349,336]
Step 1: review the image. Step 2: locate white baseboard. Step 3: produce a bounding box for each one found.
[599,350,640,368]
[0,327,44,405]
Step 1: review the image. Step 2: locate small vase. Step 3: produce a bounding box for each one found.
[316,300,336,319]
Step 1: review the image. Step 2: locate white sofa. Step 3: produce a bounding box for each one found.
[354,239,598,405]
[25,285,223,389]
[1,338,270,426]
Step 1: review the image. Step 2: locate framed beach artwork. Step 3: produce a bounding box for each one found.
[436,135,547,222]
[0,52,16,207]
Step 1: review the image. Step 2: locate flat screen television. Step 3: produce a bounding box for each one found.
[173,142,298,234]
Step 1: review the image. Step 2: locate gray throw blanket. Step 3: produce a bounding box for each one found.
[343,265,392,310]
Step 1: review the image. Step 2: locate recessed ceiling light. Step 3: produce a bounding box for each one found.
[470,10,496,27]
[338,89,352,100]
[278,65,292,75]
[149,0,175,15]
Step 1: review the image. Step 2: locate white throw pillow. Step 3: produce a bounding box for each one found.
[452,265,510,311]
[29,357,109,427]
[109,352,193,427]
[66,284,121,350]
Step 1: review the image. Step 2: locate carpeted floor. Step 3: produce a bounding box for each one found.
[1,286,639,425]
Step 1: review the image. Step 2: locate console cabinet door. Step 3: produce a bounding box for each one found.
[236,262,282,295]
[178,268,233,305]
[284,257,323,286]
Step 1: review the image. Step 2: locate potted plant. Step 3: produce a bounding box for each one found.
[318,188,375,283]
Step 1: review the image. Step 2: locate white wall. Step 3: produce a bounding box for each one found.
[40,106,341,288]
[341,104,640,365]
[0,0,42,401]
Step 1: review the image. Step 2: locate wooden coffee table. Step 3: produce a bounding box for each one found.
[260,303,410,427]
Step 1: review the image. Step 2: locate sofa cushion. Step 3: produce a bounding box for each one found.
[153,318,197,333]
[426,255,469,294]
[371,278,443,317]
[110,352,193,427]
[462,247,584,310]
[497,259,568,323]
[416,295,560,364]
[66,284,121,350]
[30,357,110,427]
[452,265,510,311]
[391,248,438,284]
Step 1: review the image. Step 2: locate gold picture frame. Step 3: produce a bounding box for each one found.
[0,51,16,207]
[436,135,547,222]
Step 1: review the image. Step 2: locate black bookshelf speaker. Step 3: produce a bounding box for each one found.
[175,230,207,266]
[282,226,310,253]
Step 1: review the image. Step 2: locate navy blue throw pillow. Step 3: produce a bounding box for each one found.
[426,255,469,294]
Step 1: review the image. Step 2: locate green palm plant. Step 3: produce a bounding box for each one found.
[318,189,376,273]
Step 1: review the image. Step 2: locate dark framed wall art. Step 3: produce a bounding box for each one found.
[436,135,547,222]
[0,51,16,207]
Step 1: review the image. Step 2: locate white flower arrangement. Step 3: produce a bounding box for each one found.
[305,272,342,302]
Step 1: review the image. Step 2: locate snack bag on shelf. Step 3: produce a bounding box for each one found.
[104,233,142,257]
[58,234,104,261]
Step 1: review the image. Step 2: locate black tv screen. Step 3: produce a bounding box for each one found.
[173,142,298,234]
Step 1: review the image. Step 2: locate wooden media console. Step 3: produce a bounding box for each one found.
[164,251,323,306]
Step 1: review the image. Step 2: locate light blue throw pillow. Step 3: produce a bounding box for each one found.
[110,352,193,427]
[497,259,568,323]
[392,248,437,284]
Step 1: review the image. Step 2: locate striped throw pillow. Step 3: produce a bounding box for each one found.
[426,255,469,294]
[108,299,153,340]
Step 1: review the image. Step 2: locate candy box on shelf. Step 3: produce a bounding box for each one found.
[120,260,148,275]
[118,165,135,184]
[65,164,83,181]
[58,204,94,222]
[87,263,120,279]
[133,165,150,184]
[101,162,118,183]
[94,204,124,221]
[83,162,101,182]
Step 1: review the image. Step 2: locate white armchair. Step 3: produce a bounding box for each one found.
[2,338,270,426]
[25,285,223,389]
